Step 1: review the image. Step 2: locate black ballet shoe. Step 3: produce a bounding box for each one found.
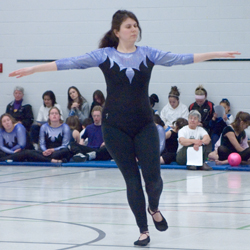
[148,207,168,231]
[134,232,150,246]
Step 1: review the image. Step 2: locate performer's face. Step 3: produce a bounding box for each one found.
[240,121,249,131]
[49,109,60,122]
[1,116,14,132]
[114,18,139,44]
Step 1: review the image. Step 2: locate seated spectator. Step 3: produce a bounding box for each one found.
[65,115,82,144]
[30,90,64,150]
[150,94,159,115]
[209,98,234,151]
[0,107,71,163]
[208,135,249,164]
[69,106,112,161]
[188,85,214,134]
[0,114,26,159]
[80,118,93,145]
[217,111,250,165]
[89,90,106,117]
[6,86,34,131]
[160,86,188,131]
[176,110,212,170]
[68,86,89,123]
[153,114,165,154]
[160,118,188,165]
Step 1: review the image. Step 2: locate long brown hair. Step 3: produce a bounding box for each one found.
[93,90,105,106]
[231,111,250,134]
[99,10,142,49]
[67,86,87,110]
[65,116,81,132]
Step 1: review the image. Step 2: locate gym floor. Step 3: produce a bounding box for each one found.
[0,165,249,250]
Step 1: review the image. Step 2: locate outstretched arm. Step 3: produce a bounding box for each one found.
[9,61,57,78]
[193,51,241,63]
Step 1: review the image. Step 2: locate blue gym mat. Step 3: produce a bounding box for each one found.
[0,160,249,171]
[0,161,61,167]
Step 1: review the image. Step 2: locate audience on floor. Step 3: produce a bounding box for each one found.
[1,85,249,168]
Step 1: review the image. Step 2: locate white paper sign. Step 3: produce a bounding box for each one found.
[214,105,225,118]
[187,147,203,166]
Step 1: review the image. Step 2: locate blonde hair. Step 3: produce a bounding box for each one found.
[91,105,103,115]
[195,85,207,97]
[48,107,63,125]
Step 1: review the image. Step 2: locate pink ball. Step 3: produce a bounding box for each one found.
[228,153,241,167]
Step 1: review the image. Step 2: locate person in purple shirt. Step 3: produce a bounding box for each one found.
[6,86,34,132]
[69,106,112,161]
[9,9,240,246]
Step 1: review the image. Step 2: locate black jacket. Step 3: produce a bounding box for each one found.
[6,100,34,131]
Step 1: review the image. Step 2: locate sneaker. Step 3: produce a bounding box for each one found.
[86,151,96,161]
[73,153,87,162]
[200,162,213,171]
[187,165,197,170]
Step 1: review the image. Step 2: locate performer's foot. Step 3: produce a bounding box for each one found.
[134,231,150,246]
[148,207,168,231]
[215,159,228,165]
[73,153,88,162]
[51,159,62,163]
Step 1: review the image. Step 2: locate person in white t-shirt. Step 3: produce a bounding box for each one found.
[160,86,189,131]
[176,110,212,170]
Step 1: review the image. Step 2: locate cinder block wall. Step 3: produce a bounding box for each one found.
[1,1,250,129]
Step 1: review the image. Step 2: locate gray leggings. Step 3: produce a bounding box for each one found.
[102,122,163,233]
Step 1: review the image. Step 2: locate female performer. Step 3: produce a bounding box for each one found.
[1,107,71,163]
[30,90,63,150]
[9,9,240,246]
[0,114,26,158]
[217,111,250,164]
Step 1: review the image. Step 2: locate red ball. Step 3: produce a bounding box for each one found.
[228,153,241,167]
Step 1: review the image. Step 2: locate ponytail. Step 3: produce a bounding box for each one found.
[99,30,119,49]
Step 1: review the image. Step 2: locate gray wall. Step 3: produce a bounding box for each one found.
[1,0,250,126]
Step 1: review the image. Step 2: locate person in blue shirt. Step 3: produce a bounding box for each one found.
[209,98,234,151]
[9,9,240,246]
[0,107,71,163]
[0,113,26,158]
[69,106,112,161]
